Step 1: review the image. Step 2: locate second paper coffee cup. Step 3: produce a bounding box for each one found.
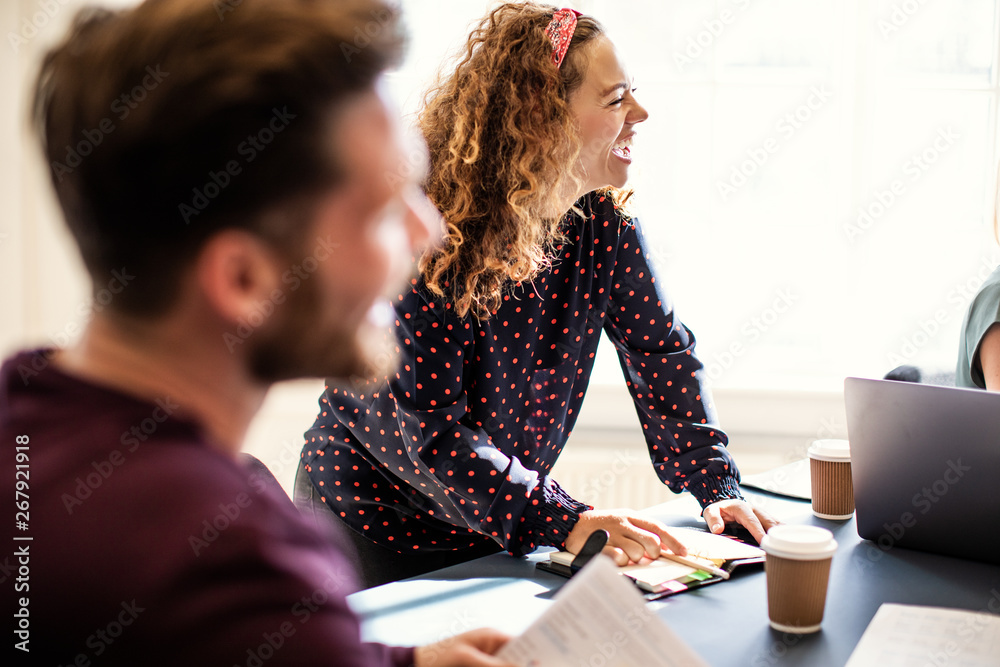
[808,439,854,520]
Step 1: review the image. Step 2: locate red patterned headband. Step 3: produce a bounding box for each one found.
[545,8,581,69]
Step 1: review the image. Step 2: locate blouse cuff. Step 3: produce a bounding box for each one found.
[687,473,744,510]
[524,478,593,551]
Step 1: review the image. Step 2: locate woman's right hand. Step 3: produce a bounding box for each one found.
[564,509,688,566]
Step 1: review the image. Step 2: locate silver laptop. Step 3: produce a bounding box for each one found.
[844,377,1000,564]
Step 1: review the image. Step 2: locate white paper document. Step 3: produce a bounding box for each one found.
[845,603,1000,667]
[497,555,708,667]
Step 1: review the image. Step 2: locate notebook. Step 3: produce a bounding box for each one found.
[844,377,1000,564]
[537,526,764,600]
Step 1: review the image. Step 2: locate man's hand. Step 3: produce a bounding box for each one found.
[414,628,516,667]
[565,509,688,566]
[702,499,779,544]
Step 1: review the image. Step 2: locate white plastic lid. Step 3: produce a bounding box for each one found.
[808,438,851,463]
[761,525,838,561]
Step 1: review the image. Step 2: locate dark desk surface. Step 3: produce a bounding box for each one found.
[348,488,1000,666]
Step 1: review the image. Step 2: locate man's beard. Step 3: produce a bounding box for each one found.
[246,277,399,385]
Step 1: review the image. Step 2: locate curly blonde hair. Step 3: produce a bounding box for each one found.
[418,2,629,319]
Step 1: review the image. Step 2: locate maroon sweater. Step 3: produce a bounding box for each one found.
[0,350,413,666]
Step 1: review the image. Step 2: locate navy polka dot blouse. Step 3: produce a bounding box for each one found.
[302,193,742,557]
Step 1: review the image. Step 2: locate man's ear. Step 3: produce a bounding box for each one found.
[196,230,284,326]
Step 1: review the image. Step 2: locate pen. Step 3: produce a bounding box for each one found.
[659,552,730,580]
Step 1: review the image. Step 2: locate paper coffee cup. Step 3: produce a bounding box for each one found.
[761,525,837,634]
[808,439,854,520]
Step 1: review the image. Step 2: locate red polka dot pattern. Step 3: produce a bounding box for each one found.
[302,193,742,557]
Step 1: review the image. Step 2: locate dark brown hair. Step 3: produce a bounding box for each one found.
[418,2,626,319]
[34,0,404,315]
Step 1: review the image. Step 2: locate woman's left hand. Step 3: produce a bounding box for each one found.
[702,499,779,544]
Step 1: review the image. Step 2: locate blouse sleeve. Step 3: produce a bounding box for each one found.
[602,216,743,509]
[958,278,1000,388]
[379,285,591,556]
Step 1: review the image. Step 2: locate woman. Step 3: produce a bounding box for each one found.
[297,2,776,587]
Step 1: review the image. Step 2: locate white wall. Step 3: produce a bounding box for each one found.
[1,0,105,359]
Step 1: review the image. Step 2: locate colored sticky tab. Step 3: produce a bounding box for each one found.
[659,580,688,593]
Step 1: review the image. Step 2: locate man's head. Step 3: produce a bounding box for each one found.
[34,0,437,380]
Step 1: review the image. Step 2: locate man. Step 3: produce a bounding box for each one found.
[1,0,511,664]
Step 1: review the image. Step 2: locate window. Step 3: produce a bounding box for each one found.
[398,0,1000,392]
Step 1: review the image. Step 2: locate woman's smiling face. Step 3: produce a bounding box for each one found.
[568,35,648,195]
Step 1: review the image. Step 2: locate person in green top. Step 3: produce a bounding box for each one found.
[957,264,1000,389]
